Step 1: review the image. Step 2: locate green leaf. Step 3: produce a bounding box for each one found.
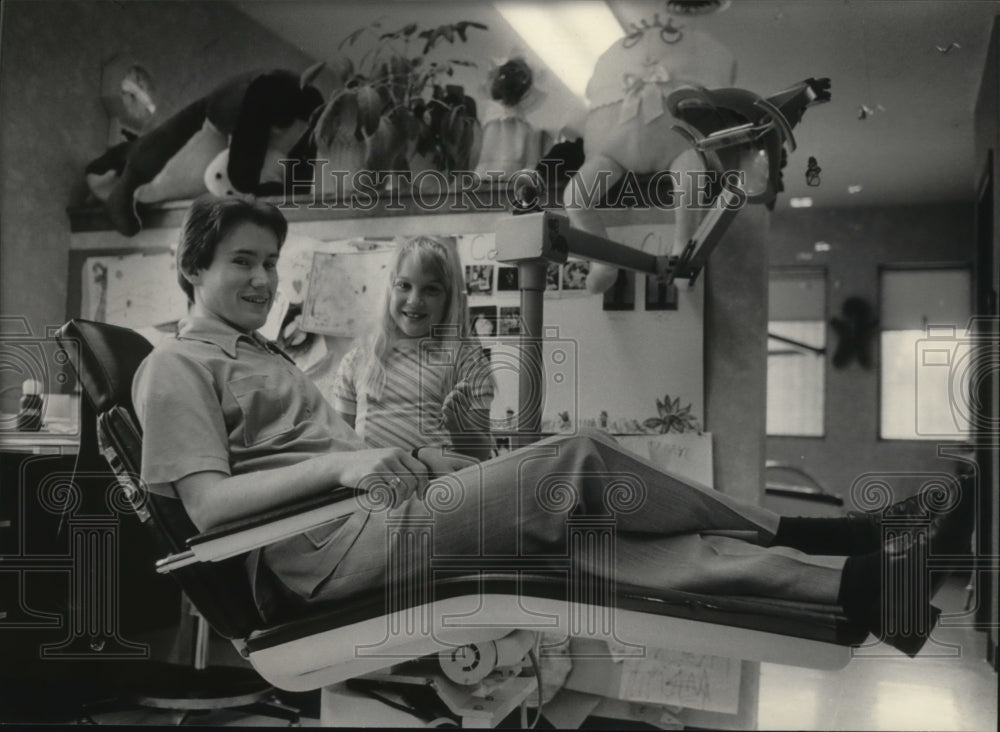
[314,90,360,145]
[455,21,489,42]
[300,61,326,89]
[356,84,385,136]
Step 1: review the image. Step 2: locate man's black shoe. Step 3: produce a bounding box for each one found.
[852,485,974,657]
[847,480,974,558]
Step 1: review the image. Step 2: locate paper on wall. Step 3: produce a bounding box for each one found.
[277,232,330,304]
[617,432,714,489]
[83,252,188,328]
[301,248,396,336]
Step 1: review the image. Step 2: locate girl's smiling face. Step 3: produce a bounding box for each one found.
[188,221,279,333]
[389,253,448,339]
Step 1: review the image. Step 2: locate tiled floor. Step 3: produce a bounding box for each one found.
[35,577,999,729]
[758,576,997,731]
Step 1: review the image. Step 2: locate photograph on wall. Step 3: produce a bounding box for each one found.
[498,306,522,336]
[561,260,590,293]
[602,269,636,311]
[465,264,494,295]
[469,305,498,338]
[645,275,680,311]
[497,266,519,292]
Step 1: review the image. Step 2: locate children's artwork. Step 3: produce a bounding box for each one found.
[602,269,635,311]
[469,305,498,337]
[276,232,333,304]
[83,252,188,328]
[497,266,519,292]
[498,306,522,335]
[301,248,395,336]
[617,647,740,714]
[645,275,680,311]
[465,264,494,295]
[561,260,590,293]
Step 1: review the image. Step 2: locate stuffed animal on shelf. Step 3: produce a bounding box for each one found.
[475,56,546,179]
[85,68,323,235]
[564,21,830,293]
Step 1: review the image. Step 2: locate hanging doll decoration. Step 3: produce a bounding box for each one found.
[564,12,830,294]
[474,56,546,179]
[830,297,879,369]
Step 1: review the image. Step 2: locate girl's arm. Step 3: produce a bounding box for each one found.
[442,394,495,461]
[442,344,497,461]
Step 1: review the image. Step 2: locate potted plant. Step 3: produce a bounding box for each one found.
[310,20,487,195]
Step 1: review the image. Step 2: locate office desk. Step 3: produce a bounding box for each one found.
[0,430,79,455]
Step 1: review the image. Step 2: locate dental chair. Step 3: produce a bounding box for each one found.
[56,317,867,727]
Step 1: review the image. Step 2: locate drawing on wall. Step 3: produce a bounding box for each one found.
[498,306,522,335]
[465,264,494,295]
[561,260,590,293]
[301,248,395,336]
[276,232,335,304]
[469,305,498,337]
[497,266,519,291]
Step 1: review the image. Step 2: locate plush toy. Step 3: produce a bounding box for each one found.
[474,56,545,179]
[85,68,323,236]
[564,22,829,293]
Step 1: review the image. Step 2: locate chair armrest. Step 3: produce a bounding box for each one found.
[156,488,359,573]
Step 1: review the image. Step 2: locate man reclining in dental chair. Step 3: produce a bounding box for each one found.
[131,195,974,684]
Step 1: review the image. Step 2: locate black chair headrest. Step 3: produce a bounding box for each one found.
[56,319,153,418]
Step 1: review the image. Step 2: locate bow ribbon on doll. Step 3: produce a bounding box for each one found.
[619,64,675,125]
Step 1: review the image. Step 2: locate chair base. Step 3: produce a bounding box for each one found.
[79,663,300,725]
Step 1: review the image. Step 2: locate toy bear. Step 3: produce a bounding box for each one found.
[85,68,323,236]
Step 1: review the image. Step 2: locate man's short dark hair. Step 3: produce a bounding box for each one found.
[177,194,289,303]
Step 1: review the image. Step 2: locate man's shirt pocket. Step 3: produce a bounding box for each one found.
[228,373,295,447]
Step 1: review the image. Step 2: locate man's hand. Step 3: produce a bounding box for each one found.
[413,445,479,480]
[337,447,428,508]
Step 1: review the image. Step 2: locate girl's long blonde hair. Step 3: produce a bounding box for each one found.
[362,235,471,399]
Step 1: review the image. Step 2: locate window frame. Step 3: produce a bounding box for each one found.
[876,261,974,443]
[766,265,829,439]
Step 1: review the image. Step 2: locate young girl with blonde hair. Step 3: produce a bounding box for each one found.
[331,236,496,473]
